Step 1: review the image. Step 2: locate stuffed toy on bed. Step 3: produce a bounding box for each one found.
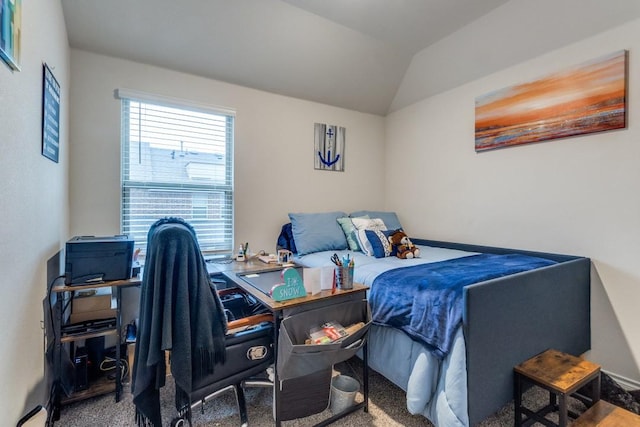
[388,229,420,259]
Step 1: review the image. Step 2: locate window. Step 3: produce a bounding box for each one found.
[118,89,234,256]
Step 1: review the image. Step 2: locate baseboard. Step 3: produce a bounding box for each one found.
[17,405,47,427]
[603,369,640,391]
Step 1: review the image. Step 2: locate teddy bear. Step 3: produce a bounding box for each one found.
[387,229,420,259]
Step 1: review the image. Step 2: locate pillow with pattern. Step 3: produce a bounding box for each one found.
[364,229,393,258]
[351,217,387,256]
[337,215,369,251]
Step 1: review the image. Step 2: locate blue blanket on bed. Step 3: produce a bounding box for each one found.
[370,253,556,358]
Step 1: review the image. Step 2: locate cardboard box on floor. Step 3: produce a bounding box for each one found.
[127,343,171,383]
[70,287,117,323]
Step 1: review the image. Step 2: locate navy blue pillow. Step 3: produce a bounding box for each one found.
[276,223,297,254]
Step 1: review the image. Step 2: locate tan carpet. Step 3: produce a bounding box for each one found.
[56,359,587,426]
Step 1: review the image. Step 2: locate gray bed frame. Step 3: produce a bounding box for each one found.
[411,239,591,426]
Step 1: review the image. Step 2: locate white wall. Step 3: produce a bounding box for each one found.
[391,0,640,112]
[386,18,640,386]
[0,1,70,423]
[68,49,386,257]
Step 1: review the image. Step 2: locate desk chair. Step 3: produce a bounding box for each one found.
[132,218,273,427]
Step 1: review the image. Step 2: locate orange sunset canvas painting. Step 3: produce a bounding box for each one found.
[475,50,627,152]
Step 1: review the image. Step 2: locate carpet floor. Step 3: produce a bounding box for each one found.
[56,359,588,426]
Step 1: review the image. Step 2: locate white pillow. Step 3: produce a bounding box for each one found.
[351,218,387,256]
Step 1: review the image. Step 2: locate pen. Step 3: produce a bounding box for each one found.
[331,272,336,294]
[330,253,342,266]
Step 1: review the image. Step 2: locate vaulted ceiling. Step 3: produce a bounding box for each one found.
[61,0,640,115]
[60,0,509,115]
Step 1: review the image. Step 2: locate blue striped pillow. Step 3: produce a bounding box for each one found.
[364,229,392,258]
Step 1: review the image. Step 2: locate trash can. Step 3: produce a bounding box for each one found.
[330,375,360,413]
[278,367,333,421]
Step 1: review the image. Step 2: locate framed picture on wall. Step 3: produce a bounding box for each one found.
[0,0,22,71]
[314,123,346,172]
[42,63,61,163]
[475,50,627,152]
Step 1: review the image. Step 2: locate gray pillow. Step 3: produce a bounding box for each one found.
[349,210,403,230]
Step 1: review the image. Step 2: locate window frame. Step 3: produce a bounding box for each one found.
[117,89,235,257]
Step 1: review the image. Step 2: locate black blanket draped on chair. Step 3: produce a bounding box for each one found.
[132,217,228,427]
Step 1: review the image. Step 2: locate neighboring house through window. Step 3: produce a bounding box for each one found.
[117,89,234,257]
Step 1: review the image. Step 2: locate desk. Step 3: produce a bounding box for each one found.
[49,276,141,422]
[218,260,370,426]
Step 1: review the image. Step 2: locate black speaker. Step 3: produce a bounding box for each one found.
[73,347,89,392]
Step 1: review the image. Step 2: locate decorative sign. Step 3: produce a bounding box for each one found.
[42,64,61,163]
[271,268,306,302]
[0,0,21,71]
[314,123,345,171]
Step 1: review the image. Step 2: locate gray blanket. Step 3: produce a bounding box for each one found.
[132,218,227,426]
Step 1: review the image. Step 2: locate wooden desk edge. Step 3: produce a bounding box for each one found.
[51,276,142,292]
[228,276,368,311]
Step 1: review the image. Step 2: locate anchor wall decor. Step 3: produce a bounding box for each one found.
[314,123,345,171]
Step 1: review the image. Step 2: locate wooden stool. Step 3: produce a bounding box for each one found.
[514,349,601,427]
[573,400,640,426]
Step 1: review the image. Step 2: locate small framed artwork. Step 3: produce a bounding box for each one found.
[42,64,61,163]
[0,0,22,71]
[314,123,346,171]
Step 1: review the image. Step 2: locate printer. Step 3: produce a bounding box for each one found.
[65,235,135,285]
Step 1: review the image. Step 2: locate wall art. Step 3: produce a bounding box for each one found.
[42,64,61,163]
[0,0,22,71]
[314,123,345,171]
[475,50,627,152]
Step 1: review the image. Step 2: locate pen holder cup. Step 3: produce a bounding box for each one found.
[335,266,354,290]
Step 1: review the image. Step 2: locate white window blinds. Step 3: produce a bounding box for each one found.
[118,90,234,256]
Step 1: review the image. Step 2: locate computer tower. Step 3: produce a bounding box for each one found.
[73,346,89,392]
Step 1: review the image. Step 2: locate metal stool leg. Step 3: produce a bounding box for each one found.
[592,373,601,406]
[558,394,568,427]
[514,373,522,427]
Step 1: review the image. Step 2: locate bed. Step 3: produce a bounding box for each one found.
[280,211,591,426]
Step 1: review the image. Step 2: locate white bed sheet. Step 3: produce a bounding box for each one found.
[296,245,477,287]
[295,245,477,427]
